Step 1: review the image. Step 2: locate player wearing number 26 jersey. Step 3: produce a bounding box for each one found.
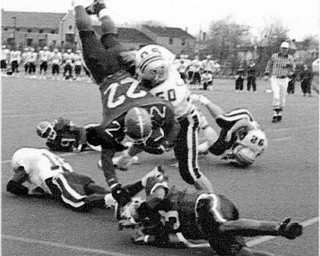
[7,147,118,211]
[74,0,180,206]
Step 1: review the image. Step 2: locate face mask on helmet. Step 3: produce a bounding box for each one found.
[145,171,169,197]
[125,107,152,143]
[137,54,171,85]
[36,121,57,140]
[120,197,144,222]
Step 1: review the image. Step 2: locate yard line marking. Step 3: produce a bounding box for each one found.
[1,151,95,164]
[246,216,319,247]
[271,137,291,142]
[2,234,133,256]
[265,124,318,133]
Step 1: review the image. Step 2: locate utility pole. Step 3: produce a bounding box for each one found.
[12,16,17,47]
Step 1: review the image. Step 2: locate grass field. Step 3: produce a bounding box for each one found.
[1,76,319,256]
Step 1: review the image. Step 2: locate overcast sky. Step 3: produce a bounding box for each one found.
[1,0,319,40]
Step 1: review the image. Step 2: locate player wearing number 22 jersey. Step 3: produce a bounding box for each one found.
[74,1,179,205]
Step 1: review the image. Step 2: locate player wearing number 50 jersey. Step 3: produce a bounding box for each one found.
[73,0,180,206]
[134,44,213,192]
[7,147,118,211]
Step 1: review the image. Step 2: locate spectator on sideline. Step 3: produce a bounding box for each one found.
[311,58,319,94]
[264,42,295,123]
[235,65,245,92]
[300,64,313,97]
[246,59,257,92]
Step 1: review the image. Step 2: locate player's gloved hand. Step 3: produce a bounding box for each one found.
[111,184,132,208]
[190,94,210,105]
[278,218,303,240]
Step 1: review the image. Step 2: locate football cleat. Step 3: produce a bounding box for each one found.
[85,0,106,16]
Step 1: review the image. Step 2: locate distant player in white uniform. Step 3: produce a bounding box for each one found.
[28,48,38,78]
[50,48,62,80]
[191,94,267,166]
[7,147,117,211]
[63,49,74,80]
[1,45,10,76]
[73,50,83,80]
[9,47,21,76]
[21,47,31,77]
[127,45,213,192]
[188,55,202,88]
[38,46,51,79]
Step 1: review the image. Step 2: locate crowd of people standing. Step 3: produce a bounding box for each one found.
[1,45,91,81]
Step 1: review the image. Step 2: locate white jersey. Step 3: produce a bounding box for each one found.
[39,50,51,62]
[11,148,74,194]
[188,59,202,72]
[63,53,74,64]
[73,54,82,66]
[50,52,62,64]
[9,50,21,63]
[177,59,190,73]
[1,49,10,61]
[150,67,194,118]
[22,52,31,64]
[202,72,213,83]
[202,59,215,72]
[29,52,38,63]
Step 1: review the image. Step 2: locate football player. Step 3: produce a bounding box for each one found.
[73,0,180,206]
[191,94,267,166]
[36,117,88,152]
[7,147,115,211]
[118,166,303,256]
[132,44,213,192]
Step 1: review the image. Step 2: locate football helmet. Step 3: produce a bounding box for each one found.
[125,107,152,143]
[36,121,57,140]
[233,129,267,166]
[135,45,174,84]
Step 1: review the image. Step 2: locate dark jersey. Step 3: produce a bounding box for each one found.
[143,186,239,240]
[98,70,178,148]
[209,109,254,155]
[46,117,84,152]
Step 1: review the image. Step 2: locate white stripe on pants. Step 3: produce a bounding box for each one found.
[270,77,289,109]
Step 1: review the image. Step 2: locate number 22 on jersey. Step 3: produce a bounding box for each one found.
[104,77,147,108]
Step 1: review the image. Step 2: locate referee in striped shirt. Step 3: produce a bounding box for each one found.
[264,42,295,122]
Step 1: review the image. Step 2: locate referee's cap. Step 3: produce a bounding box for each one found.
[280,42,289,49]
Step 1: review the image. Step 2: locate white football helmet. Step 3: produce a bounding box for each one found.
[36,121,57,140]
[233,129,267,166]
[135,45,174,84]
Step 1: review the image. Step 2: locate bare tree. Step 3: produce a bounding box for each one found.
[206,16,250,73]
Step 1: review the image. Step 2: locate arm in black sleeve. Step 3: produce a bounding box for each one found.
[7,180,29,195]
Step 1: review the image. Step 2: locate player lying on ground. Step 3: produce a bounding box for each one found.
[190,94,268,166]
[36,117,98,152]
[73,0,180,206]
[6,147,158,212]
[118,166,303,256]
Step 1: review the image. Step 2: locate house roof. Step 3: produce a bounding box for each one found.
[1,10,66,29]
[143,25,195,39]
[93,26,155,44]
